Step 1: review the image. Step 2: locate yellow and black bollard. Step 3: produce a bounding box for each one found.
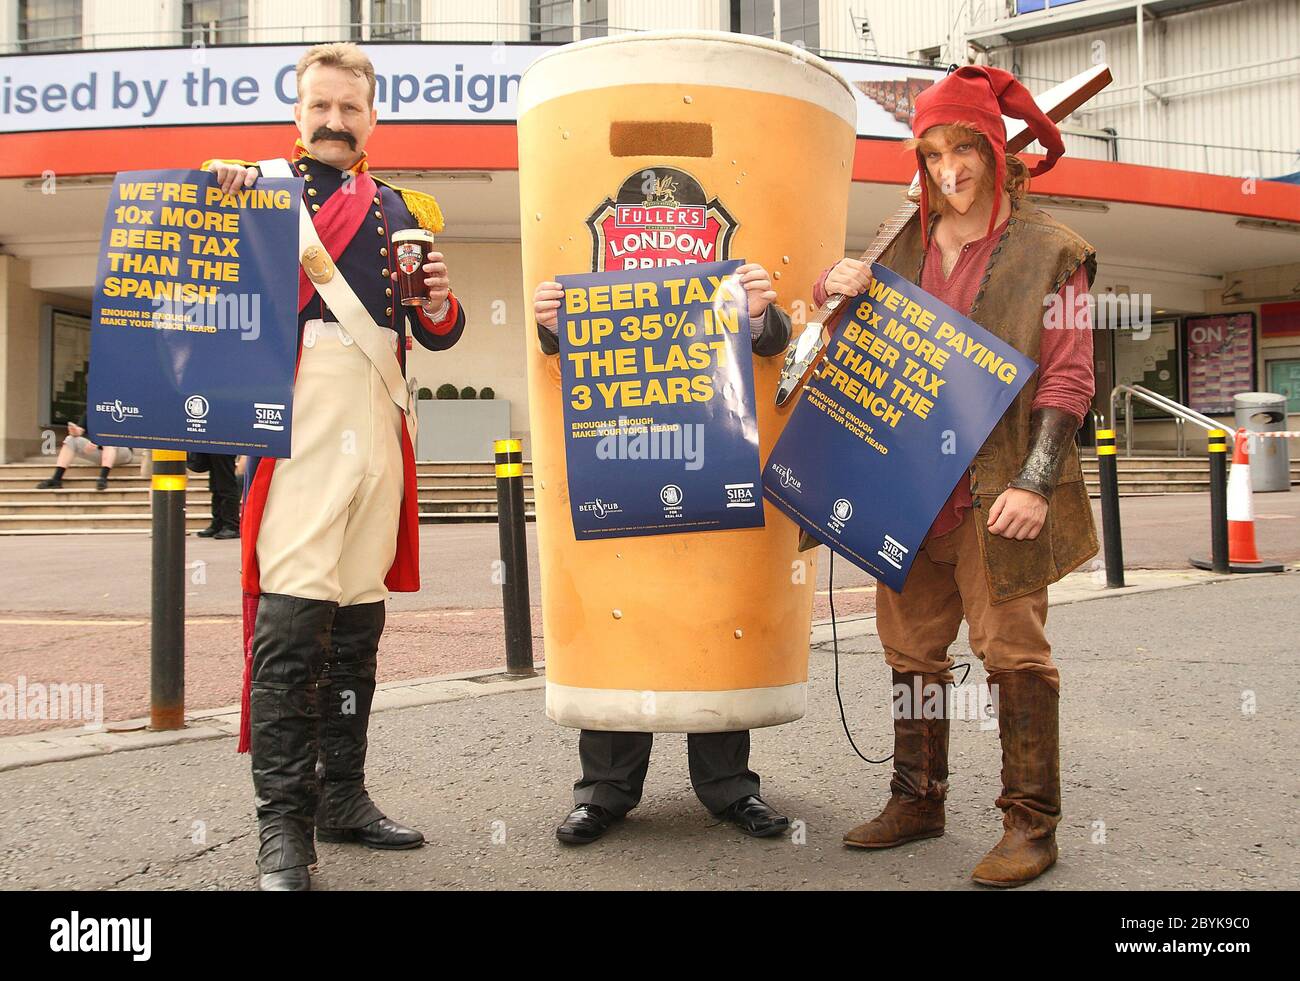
[150,448,187,730]
[1192,429,1230,575]
[494,438,535,677]
[1096,429,1124,588]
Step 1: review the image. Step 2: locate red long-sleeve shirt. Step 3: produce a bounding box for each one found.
[812,215,1094,540]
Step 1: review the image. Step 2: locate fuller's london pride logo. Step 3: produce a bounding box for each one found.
[586,167,737,273]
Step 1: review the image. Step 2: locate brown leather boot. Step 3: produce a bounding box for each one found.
[844,670,949,849]
[972,670,1061,887]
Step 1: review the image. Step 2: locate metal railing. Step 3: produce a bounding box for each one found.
[1109,383,1223,457]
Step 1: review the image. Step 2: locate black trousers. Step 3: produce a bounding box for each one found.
[207,453,239,530]
[573,729,760,816]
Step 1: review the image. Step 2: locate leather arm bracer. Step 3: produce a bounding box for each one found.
[1007,407,1081,500]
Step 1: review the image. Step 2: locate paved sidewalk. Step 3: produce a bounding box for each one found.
[2,492,1297,736]
[0,571,1294,890]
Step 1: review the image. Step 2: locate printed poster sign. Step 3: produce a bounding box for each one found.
[1185,313,1255,415]
[557,259,764,539]
[87,168,301,456]
[763,263,1034,591]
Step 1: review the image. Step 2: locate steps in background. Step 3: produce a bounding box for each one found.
[3,456,1296,533]
[1081,453,1300,497]
[0,461,534,534]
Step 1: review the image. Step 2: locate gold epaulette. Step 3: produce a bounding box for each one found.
[374,177,446,234]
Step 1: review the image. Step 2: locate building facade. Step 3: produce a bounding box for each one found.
[1,0,1297,462]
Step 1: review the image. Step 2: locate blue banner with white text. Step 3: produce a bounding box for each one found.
[763,263,1035,590]
[557,259,765,539]
[87,168,300,457]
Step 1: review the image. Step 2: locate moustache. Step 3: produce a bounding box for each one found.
[311,127,357,149]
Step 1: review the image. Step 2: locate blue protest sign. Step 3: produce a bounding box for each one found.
[763,262,1035,590]
[87,169,301,457]
[557,259,764,539]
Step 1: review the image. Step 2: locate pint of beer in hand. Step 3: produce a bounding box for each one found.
[391,229,436,306]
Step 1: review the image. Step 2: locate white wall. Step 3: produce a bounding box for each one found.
[250,0,349,44]
[406,241,533,450]
[423,0,530,41]
[83,0,182,48]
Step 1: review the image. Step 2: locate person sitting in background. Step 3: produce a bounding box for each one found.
[35,415,134,491]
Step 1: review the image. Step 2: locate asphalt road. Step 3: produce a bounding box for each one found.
[1,573,1294,891]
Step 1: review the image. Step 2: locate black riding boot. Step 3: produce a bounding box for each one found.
[249,593,337,891]
[316,601,424,850]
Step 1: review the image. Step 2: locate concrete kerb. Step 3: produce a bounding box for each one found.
[0,662,546,774]
[3,566,1293,773]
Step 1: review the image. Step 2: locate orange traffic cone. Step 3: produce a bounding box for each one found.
[1226,429,1282,572]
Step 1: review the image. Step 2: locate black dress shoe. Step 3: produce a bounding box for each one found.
[718,795,790,838]
[35,478,62,489]
[258,866,311,891]
[95,477,108,491]
[317,817,424,850]
[555,803,618,845]
[196,522,220,538]
[213,525,240,540]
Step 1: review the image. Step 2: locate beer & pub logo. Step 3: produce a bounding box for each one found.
[586,166,737,272]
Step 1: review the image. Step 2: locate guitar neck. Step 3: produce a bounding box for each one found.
[813,194,919,328]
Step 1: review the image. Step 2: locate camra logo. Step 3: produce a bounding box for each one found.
[725,482,756,509]
[49,911,151,961]
[587,167,737,271]
[253,402,285,432]
[660,483,684,518]
[94,399,141,424]
[829,497,853,533]
[185,394,209,434]
[578,498,621,519]
[770,463,802,493]
[878,533,910,571]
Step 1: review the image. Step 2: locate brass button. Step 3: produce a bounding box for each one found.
[385,306,392,317]
[373,196,380,204]
[374,210,382,219]
[298,162,308,172]
[376,226,384,235]
[380,247,388,256]
[303,174,313,182]
[311,203,320,212]
[381,268,390,277]
[307,188,317,196]
[385,287,392,297]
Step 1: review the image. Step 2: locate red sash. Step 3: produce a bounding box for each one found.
[297,170,377,311]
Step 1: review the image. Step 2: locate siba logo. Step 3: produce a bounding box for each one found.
[725,482,756,509]
[578,498,621,519]
[587,167,737,271]
[878,533,910,571]
[253,402,285,432]
[94,399,142,424]
[770,463,802,493]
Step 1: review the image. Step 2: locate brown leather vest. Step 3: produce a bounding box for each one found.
[878,199,1100,603]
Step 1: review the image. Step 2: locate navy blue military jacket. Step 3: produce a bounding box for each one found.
[290,153,466,373]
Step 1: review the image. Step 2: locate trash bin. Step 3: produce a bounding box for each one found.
[1234,392,1291,492]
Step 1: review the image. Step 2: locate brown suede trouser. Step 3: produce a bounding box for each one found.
[875,510,1060,692]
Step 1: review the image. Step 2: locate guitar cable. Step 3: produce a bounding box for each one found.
[828,549,971,766]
